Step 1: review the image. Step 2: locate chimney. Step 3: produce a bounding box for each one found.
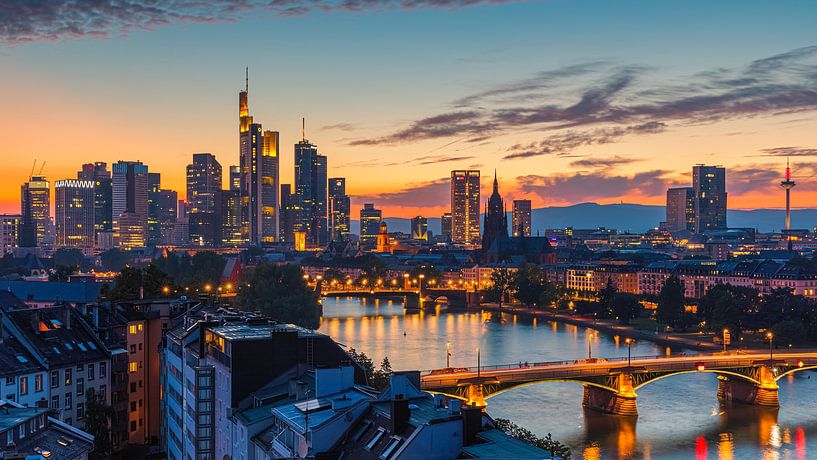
[65,307,71,330]
[461,405,483,446]
[390,394,410,435]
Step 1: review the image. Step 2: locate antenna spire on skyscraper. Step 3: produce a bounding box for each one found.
[302,117,306,142]
[245,67,249,93]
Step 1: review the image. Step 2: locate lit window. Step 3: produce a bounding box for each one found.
[129,362,137,373]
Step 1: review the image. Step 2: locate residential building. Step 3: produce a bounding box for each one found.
[0,400,95,460]
[1,214,21,254]
[450,170,480,244]
[512,199,532,237]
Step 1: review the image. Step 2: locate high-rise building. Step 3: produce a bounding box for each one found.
[20,174,50,248]
[294,128,328,247]
[359,203,382,245]
[220,189,242,246]
[482,172,508,251]
[279,184,296,244]
[54,179,95,251]
[78,162,113,238]
[112,161,149,249]
[238,76,279,245]
[665,187,695,232]
[411,216,428,240]
[440,212,452,242]
[229,165,241,191]
[187,153,223,246]
[156,189,178,245]
[328,177,350,242]
[512,199,532,237]
[692,165,727,233]
[450,170,481,244]
[0,215,21,254]
[147,173,163,246]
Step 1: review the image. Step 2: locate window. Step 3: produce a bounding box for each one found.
[65,392,72,410]
[50,371,59,389]
[6,428,11,445]
[76,378,84,396]
[130,421,137,432]
[5,376,13,385]
[99,385,106,400]
[129,362,137,373]
[379,437,403,459]
[366,427,386,450]
[50,395,59,409]
[34,374,43,392]
[19,376,28,396]
[100,362,106,379]
[130,382,136,393]
[130,345,136,354]
[88,364,95,381]
[18,424,24,439]
[138,324,143,332]
[131,402,137,412]
[129,325,137,335]
[65,368,72,386]
[77,363,84,372]
[76,402,84,420]
[65,417,72,426]
[138,343,142,351]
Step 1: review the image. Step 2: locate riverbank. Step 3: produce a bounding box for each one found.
[479,303,721,352]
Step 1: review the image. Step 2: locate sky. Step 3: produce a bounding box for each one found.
[2,0,817,219]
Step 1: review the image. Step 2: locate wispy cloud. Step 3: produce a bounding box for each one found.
[760,146,817,157]
[0,0,520,44]
[569,156,640,169]
[355,177,450,207]
[516,170,677,204]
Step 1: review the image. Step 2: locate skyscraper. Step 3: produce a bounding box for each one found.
[411,216,428,241]
[156,189,178,245]
[239,73,279,245]
[147,173,162,246]
[221,189,242,246]
[665,187,695,232]
[279,184,296,244]
[20,174,50,248]
[450,170,480,244]
[112,161,149,249]
[482,172,508,251]
[54,179,95,251]
[328,177,350,242]
[512,199,532,237]
[692,165,727,233]
[229,165,241,191]
[78,162,112,238]
[187,153,223,246]
[359,203,382,245]
[294,126,328,246]
[440,213,452,242]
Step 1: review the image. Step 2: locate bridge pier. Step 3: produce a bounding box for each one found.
[582,373,638,417]
[465,383,487,409]
[717,366,779,407]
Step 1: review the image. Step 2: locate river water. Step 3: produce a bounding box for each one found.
[318,296,816,460]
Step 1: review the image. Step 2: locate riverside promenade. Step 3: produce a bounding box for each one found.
[480,304,721,351]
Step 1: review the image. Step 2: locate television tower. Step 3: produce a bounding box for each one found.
[780,158,796,250]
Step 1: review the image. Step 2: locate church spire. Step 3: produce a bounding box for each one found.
[493,169,499,193]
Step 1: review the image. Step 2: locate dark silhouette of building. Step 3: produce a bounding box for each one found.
[693,165,727,233]
[512,199,531,237]
[482,172,508,252]
[294,122,328,247]
[329,177,350,242]
[20,174,50,248]
[359,203,382,246]
[665,187,695,232]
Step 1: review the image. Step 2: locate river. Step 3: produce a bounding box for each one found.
[318,296,816,459]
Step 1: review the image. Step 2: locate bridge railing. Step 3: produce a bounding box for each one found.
[420,354,676,375]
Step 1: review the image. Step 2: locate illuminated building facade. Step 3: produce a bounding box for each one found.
[440,212,452,241]
[187,153,223,246]
[693,165,727,233]
[359,203,382,245]
[450,170,481,244]
[328,177,350,242]
[20,175,50,248]
[78,162,113,238]
[279,184,296,244]
[512,199,531,237]
[411,216,428,240]
[665,187,695,232]
[0,215,21,254]
[112,161,149,249]
[55,179,95,251]
[294,135,328,246]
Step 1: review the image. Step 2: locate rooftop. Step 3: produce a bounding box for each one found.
[210,323,323,341]
[461,429,554,459]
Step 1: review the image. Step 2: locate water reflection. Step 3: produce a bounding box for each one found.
[319,296,816,459]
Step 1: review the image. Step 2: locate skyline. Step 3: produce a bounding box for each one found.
[3,1,817,218]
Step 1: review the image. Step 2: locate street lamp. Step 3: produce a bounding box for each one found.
[446,341,451,369]
[476,347,481,378]
[722,328,729,353]
[625,338,633,367]
[767,331,774,361]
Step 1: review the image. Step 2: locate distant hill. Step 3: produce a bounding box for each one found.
[350,203,817,235]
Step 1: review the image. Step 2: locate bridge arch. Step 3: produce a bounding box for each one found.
[632,369,761,391]
[774,365,817,381]
[484,378,619,399]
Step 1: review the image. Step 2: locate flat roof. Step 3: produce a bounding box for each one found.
[210,323,322,341]
[461,429,552,459]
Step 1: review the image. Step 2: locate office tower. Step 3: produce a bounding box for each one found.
[359,203,382,245]
[294,124,328,247]
[279,184,296,244]
[328,177,351,242]
[54,179,95,251]
[112,161,149,249]
[692,165,727,233]
[187,153,223,246]
[238,74,279,245]
[155,189,178,245]
[512,199,532,237]
[78,162,113,237]
[665,187,695,232]
[450,170,481,244]
[229,165,241,191]
[221,189,242,246]
[440,213,452,241]
[1,215,21,254]
[411,216,428,240]
[147,173,163,246]
[482,172,508,251]
[20,174,50,248]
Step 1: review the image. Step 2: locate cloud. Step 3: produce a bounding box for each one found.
[569,156,640,169]
[355,177,450,207]
[760,146,817,157]
[516,170,676,204]
[348,111,494,145]
[0,0,519,44]
[321,123,358,131]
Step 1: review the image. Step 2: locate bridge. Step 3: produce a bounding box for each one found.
[320,288,477,309]
[420,351,817,416]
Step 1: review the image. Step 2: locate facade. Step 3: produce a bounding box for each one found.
[220,189,243,246]
[155,189,178,246]
[450,170,481,244]
[440,212,452,241]
[411,216,428,240]
[112,161,149,249]
[54,179,95,252]
[665,187,695,232]
[512,199,532,237]
[482,173,508,252]
[187,153,223,247]
[78,162,113,239]
[279,184,297,244]
[566,264,640,294]
[329,177,351,242]
[0,401,95,460]
[294,138,328,246]
[359,203,382,245]
[229,165,241,191]
[1,214,22,254]
[20,174,50,248]
[693,165,727,233]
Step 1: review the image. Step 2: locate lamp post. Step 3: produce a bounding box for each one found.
[767,331,774,361]
[625,338,633,367]
[446,341,451,369]
[476,347,481,378]
[722,328,729,353]
[587,331,594,360]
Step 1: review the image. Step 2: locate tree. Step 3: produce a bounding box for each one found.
[773,320,807,346]
[598,278,617,316]
[513,264,547,306]
[323,268,346,284]
[347,348,392,390]
[100,248,129,272]
[49,265,76,281]
[697,284,757,336]
[409,265,441,284]
[489,268,516,308]
[104,265,175,301]
[494,418,572,459]
[235,262,321,329]
[358,254,387,282]
[371,357,393,390]
[84,388,114,459]
[657,276,685,329]
[611,293,641,324]
[53,247,85,270]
